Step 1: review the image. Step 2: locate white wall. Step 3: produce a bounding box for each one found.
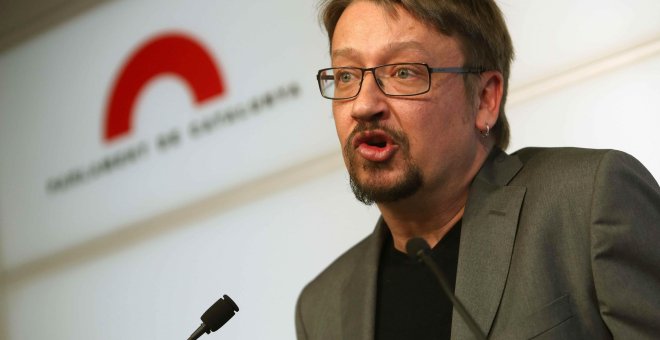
[1,0,659,339]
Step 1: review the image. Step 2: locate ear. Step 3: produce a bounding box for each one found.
[474,71,503,133]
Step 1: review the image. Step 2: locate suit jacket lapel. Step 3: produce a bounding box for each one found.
[340,218,387,340]
[451,150,526,339]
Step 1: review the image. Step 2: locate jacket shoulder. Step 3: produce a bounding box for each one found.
[299,232,375,300]
[296,230,379,339]
[511,147,637,182]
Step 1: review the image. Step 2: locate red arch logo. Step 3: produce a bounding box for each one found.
[104,32,226,142]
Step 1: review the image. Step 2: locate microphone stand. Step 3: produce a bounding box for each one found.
[417,252,487,340]
[408,238,487,340]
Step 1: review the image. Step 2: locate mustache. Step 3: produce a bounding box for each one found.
[344,122,409,151]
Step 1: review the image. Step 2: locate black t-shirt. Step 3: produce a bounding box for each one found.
[375,220,462,340]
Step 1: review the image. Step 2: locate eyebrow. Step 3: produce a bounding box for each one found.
[331,47,359,60]
[331,41,431,61]
[386,41,430,55]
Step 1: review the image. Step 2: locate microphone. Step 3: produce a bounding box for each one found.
[406,238,487,340]
[187,294,239,340]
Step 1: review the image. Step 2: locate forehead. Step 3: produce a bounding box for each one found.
[331,1,462,65]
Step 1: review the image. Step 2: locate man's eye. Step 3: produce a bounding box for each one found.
[395,68,412,79]
[337,72,354,83]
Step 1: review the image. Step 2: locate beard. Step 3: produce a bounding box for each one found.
[344,123,423,205]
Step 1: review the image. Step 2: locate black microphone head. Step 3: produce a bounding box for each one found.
[406,237,431,261]
[201,295,239,332]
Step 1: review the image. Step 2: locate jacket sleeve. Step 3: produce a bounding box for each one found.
[590,150,660,338]
[295,288,308,340]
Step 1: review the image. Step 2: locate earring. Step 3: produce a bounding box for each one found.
[480,123,490,138]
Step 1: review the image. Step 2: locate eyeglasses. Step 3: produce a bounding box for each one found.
[316,63,484,100]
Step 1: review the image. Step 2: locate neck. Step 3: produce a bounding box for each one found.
[378,185,468,253]
[378,143,494,253]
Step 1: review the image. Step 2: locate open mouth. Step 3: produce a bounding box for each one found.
[365,137,387,149]
[353,130,392,149]
[351,130,399,162]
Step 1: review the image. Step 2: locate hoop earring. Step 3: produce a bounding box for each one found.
[480,123,490,138]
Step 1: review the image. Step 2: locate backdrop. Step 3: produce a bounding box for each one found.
[1,0,659,338]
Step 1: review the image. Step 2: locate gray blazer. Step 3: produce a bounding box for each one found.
[296,148,660,339]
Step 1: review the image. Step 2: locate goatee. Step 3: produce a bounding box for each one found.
[344,123,423,205]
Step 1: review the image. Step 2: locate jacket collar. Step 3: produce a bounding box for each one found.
[451,148,526,339]
[339,216,387,340]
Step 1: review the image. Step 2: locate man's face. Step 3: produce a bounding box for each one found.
[331,1,484,205]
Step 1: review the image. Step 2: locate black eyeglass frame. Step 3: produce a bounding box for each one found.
[316,63,485,100]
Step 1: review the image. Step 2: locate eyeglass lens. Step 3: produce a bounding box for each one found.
[318,63,431,99]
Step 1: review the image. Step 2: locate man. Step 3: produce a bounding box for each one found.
[296,0,660,339]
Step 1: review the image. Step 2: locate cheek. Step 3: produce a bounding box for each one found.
[394,104,443,157]
[332,103,352,144]
[428,83,474,130]
[400,98,473,161]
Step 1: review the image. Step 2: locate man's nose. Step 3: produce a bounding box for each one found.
[350,72,386,122]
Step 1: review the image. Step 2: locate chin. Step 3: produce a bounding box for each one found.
[349,165,423,205]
